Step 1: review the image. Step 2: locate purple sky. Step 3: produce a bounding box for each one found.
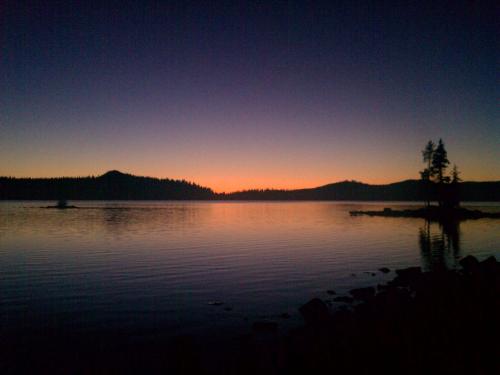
[1,1,498,191]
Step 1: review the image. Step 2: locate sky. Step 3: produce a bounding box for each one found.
[1,0,498,192]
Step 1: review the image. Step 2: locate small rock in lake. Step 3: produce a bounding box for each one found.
[280,312,291,319]
[224,307,233,311]
[326,289,336,295]
[208,301,223,306]
[379,267,391,274]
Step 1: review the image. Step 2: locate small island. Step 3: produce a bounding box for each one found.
[350,206,500,220]
[350,139,500,221]
[45,199,78,209]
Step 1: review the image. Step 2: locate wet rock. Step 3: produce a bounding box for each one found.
[459,255,480,273]
[326,290,336,295]
[224,307,233,311]
[350,287,376,301]
[379,267,390,274]
[395,266,422,279]
[252,321,278,333]
[299,298,330,325]
[333,296,354,303]
[208,301,223,306]
[280,312,291,319]
[479,256,499,277]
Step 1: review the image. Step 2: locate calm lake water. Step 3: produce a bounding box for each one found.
[1,201,499,339]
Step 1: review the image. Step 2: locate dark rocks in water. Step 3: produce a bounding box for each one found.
[280,312,291,319]
[349,287,375,301]
[379,267,391,274]
[459,255,480,273]
[333,296,354,303]
[252,321,278,333]
[480,256,499,275]
[393,266,422,286]
[326,289,336,295]
[208,301,223,306]
[280,255,500,375]
[224,307,233,312]
[299,298,330,325]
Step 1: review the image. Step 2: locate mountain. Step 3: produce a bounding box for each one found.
[218,180,500,201]
[0,171,214,200]
[0,172,498,201]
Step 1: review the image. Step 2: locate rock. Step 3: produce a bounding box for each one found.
[252,321,278,333]
[395,266,422,279]
[333,296,354,303]
[208,301,223,306]
[224,307,233,311]
[459,255,480,272]
[379,267,391,274]
[479,256,498,276]
[299,298,330,325]
[280,312,291,319]
[326,290,336,295]
[349,287,376,301]
[395,267,421,282]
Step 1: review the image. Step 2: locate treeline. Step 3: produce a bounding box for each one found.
[218,180,500,201]
[0,171,498,201]
[0,170,214,200]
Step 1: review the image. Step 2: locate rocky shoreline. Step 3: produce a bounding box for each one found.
[226,255,500,375]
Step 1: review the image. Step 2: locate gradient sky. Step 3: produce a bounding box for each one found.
[1,1,498,192]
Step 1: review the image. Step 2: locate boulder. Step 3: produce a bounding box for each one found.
[299,298,330,325]
[459,255,480,273]
[379,267,391,274]
[350,287,376,301]
[479,256,499,277]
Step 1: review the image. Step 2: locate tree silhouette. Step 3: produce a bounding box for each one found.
[420,140,435,206]
[431,139,450,184]
[451,164,461,184]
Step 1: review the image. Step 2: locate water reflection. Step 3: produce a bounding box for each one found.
[419,218,461,271]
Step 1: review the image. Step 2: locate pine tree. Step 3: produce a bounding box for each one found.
[420,140,435,207]
[451,164,461,184]
[431,139,450,183]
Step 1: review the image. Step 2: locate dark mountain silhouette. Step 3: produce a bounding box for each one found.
[0,172,498,201]
[219,180,500,201]
[0,171,214,200]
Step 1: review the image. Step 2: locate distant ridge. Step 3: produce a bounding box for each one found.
[0,171,214,200]
[0,171,499,201]
[220,180,500,201]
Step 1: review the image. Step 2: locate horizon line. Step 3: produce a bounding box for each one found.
[2,170,500,194]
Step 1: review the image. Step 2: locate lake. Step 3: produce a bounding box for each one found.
[1,201,499,340]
